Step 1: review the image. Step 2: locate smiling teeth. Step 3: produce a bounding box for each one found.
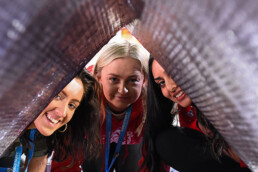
[175,91,183,98]
[46,114,58,124]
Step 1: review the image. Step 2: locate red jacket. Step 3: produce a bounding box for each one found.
[100,96,144,145]
[140,105,201,172]
[178,105,247,168]
[51,96,145,172]
[51,155,83,172]
[178,105,202,132]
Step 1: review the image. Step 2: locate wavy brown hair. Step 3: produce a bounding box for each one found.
[50,69,101,164]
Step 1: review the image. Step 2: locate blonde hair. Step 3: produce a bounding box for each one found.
[93,39,149,79]
[93,39,149,129]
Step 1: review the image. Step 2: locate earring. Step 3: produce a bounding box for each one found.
[58,124,67,133]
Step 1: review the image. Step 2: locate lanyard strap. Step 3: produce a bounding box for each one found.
[25,129,37,172]
[104,105,132,172]
[0,168,8,172]
[11,129,37,172]
[12,146,22,172]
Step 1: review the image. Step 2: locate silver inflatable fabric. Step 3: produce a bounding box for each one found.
[0,0,142,157]
[130,0,258,171]
[1,0,258,171]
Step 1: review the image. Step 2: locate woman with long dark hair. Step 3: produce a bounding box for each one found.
[140,57,250,172]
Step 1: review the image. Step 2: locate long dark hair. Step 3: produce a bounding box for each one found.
[50,69,101,163]
[140,57,174,172]
[194,103,228,161]
[141,57,229,172]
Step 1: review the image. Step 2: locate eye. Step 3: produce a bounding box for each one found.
[55,94,62,100]
[68,103,77,110]
[158,80,165,88]
[109,77,118,82]
[130,78,139,83]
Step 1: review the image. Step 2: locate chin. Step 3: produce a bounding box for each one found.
[37,128,54,136]
[180,99,192,108]
[185,101,192,107]
[43,132,53,136]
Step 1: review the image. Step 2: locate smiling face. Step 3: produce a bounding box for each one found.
[30,78,84,136]
[152,60,191,107]
[98,57,145,112]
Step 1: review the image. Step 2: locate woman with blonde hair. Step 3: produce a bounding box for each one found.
[82,39,149,172]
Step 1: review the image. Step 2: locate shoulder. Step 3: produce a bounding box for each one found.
[1,138,21,159]
[33,130,49,157]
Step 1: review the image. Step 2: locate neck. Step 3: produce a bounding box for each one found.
[111,111,126,120]
[110,108,126,114]
[107,102,128,114]
[108,106,128,121]
[27,123,36,129]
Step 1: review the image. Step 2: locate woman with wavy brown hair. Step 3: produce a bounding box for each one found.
[0,69,101,172]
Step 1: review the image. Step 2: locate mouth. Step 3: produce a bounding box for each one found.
[116,96,129,100]
[174,90,186,101]
[46,114,60,124]
[175,91,183,98]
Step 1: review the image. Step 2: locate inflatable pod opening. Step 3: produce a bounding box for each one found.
[0,0,258,171]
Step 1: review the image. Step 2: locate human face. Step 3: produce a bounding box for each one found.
[98,58,145,112]
[30,78,84,136]
[152,60,191,107]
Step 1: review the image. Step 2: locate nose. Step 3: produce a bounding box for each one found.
[170,85,178,93]
[166,79,178,93]
[56,101,68,118]
[118,82,129,94]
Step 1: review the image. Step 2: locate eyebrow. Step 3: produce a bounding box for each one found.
[71,99,81,104]
[108,73,119,77]
[61,91,81,104]
[154,77,163,81]
[108,73,140,78]
[154,70,167,81]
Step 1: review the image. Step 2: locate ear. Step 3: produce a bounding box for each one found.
[143,77,148,87]
[97,75,102,84]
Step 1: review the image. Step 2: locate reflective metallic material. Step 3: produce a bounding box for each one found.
[0,0,142,157]
[131,0,258,171]
[1,0,258,171]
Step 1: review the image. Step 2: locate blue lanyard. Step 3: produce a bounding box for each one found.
[104,105,132,172]
[0,168,8,172]
[12,146,22,172]
[24,129,37,172]
[5,129,37,172]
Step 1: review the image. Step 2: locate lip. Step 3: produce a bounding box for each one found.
[175,92,186,101]
[173,90,186,101]
[172,89,182,97]
[116,96,129,101]
[44,113,60,128]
